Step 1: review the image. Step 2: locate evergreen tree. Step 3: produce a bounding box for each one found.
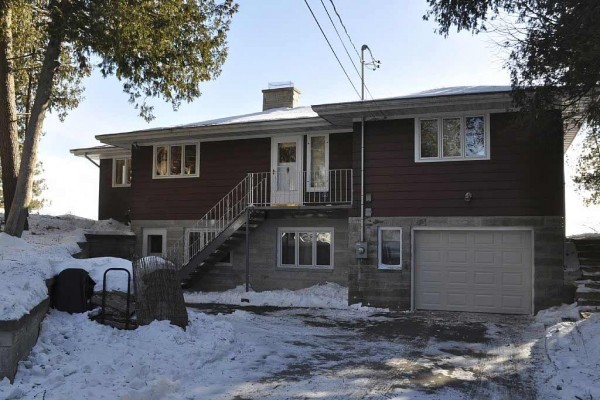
[0,0,238,236]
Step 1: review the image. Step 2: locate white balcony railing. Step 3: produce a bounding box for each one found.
[248,169,353,207]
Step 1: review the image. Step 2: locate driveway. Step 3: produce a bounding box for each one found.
[188,304,538,400]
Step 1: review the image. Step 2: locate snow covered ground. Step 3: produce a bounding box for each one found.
[0,214,132,320]
[2,214,600,399]
[184,282,383,311]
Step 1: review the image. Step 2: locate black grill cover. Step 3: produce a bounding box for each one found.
[51,268,96,313]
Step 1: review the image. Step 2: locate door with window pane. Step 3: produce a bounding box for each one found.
[271,136,302,205]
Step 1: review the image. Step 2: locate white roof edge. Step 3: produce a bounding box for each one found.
[71,145,131,159]
[95,116,330,145]
[312,90,514,113]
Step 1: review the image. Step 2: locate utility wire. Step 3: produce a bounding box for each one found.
[319,0,361,80]
[320,0,381,110]
[303,0,361,99]
[329,0,360,59]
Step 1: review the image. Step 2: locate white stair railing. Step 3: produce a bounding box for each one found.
[165,175,258,269]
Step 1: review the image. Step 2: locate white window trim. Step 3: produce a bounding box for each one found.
[142,228,167,257]
[277,227,334,269]
[152,142,200,179]
[112,157,131,187]
[184,228,233,266]
[378,227,402,270]
[414,114,491,162]
[306,133,329,192]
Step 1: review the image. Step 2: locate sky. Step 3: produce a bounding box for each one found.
[36,0,599,235]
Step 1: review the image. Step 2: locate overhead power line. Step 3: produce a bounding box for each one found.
[329,0,360,59]
[319,0,361,79]
[320,0,380,105]
[303,0,361,99]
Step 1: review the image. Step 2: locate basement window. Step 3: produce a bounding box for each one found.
[142,228,167,257]
[278,228,333,268]
[112,158,131,187]
[378,227,402,270]
[415,115,490,162]
[185,228,232,265]
[153,143,199,178]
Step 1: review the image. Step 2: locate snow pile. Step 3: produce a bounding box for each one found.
[184,282,382,311]
[0,310,237,400]
[0,233,53,321]
[52,257,133,293]
[535,306,600,399]
[0,214,132,321]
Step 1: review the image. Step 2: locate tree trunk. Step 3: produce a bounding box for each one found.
[4,4,64,237]
[0,5,20,220]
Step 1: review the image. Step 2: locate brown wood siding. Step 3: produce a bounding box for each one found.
[131,138,271,220]
[329,132,353,170]
[99,159,131,222]
[354,111,564,217]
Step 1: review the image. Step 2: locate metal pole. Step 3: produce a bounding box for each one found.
[360,45,367,243]
[245,207,250,292]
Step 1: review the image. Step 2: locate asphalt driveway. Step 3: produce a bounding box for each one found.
[188,304,538,400]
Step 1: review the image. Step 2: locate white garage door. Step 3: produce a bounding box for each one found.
[414,229,532,314]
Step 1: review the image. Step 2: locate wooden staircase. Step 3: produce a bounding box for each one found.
[180,210,265,288]
[573,236,600,312]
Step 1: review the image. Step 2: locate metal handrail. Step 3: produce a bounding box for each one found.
[164,174,266,268]
[163,169,352,269]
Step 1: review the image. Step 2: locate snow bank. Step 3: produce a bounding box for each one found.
[52,257,133,292]
[184,282,382,311]
[0,310,236,400]
[535,306,600,399]
[0,214,132,320]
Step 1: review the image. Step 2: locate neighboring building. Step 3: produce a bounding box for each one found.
[72,84,580,314]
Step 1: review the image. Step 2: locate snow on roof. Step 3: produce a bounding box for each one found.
[179,106,318,128]
[401,86,512,99]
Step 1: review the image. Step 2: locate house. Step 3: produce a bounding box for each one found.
[71,83,579,314]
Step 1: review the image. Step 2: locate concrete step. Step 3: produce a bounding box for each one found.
[577,281,600,290]
[576,287,600,301]
[578,299,600,307]
[578,258,600,265]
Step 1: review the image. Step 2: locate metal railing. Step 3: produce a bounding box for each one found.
[165,174,260,268]
[248,169,353,207]
[164,169,352,270]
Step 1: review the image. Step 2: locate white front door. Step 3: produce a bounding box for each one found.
[271,136,303,205]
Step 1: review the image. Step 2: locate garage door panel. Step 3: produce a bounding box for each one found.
[447,293,468,306]
[447,250,468,263]
[420,250,442,263]
[473,294,495,307]
[474,232,494,244]
[447,232,468,244]
[474,251,495,264]
[474,272,496,284]
[415,230,532,314]
[447,271,467,283]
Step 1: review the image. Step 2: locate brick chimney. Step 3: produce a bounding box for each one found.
[262,82,300,111]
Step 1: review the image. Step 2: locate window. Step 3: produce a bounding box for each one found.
[278,228,333,268]
[307,134,329,191]
[378,227,402,269]
[185,228,232,265]
[153,143,199,178]
[142,228,167,257]
[415,115,490,162]
[112,158,131,187]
